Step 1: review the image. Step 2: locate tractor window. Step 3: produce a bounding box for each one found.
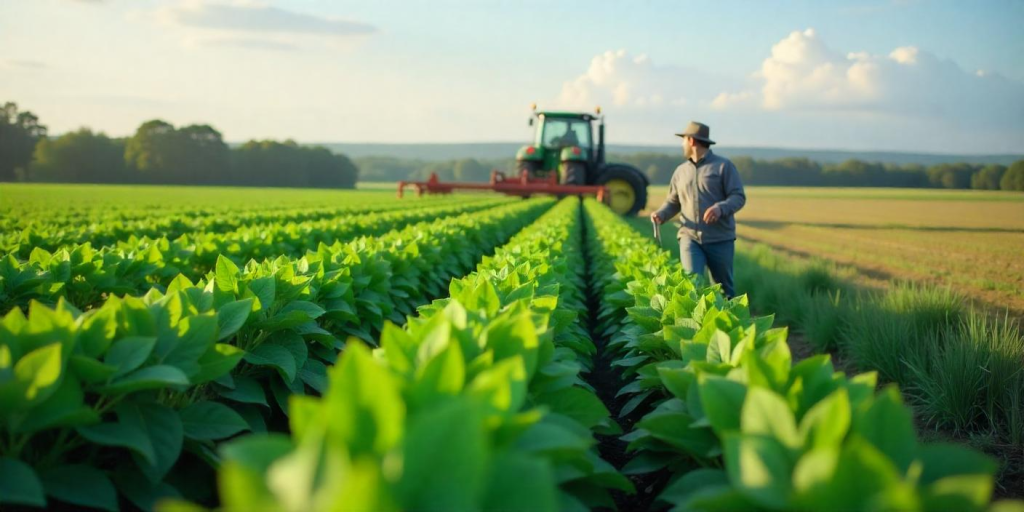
[540,119,591,149]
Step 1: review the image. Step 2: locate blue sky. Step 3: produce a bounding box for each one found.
[2,0,1022,153]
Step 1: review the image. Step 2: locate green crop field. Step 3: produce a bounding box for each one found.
[0,183,1016,511]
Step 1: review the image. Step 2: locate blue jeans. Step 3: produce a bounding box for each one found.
[680,238,736,298]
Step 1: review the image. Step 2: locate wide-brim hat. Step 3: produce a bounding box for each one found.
[674,121,716,145]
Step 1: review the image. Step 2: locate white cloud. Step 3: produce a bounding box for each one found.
[152,0,376,51]
[715,28,1024,128]
[555,50,725,111]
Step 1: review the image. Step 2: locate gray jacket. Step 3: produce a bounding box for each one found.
[655,150,746,244]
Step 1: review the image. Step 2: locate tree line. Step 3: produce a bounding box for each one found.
[1,102,358,188]
[615,153,1024,191]
[4,100,1022,191]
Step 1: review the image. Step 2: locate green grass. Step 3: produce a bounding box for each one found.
[728,239,1024,449]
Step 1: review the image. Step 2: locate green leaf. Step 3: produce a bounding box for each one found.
[742,387,800,449]
[535,387,609,430]
[409,337,465,408]
[397,397,488,510]
[104,336,156,378]
[0,457,47,507]
[122,402,183,483]
[218,375,268,407]
[163,314,218,371]
[798,387,851,450]
[192,343,245,384]
[280,300,326,321]
[482,452,558,512]
[12,376,98,433]
[657,468,728,505]
[723,433,793,510]
[14,342,63,405]
[77,419,156,466]
[853,386,917,473]
[69,355,117,385]
[917,443,997,485]
[179,400,251,441]
[100,365,190,394]
[217,298,254,341]
[322,342,404,455]
[244,341,298,383]
[698,374,747,436]
[215,255,240,294]
[40,465,118,512]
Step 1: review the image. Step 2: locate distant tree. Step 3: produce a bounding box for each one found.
[231,140,357,188]
[124,120,180,183]
[970,164,1006,190]
[453,158,490,182]
[30,128,127,183]
[0,102,47,181]
[926,163,975,189]
[178,124,229,184]
[1000,160,1024,191]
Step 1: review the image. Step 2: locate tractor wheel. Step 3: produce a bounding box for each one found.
[562,161,586,186]
[595,165,648,216]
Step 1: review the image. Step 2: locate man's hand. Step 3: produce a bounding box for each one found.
[650,212,662,225]
[702,204,722,224]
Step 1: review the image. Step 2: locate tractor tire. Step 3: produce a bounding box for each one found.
[595,165,648,216]
[562,161,586,186]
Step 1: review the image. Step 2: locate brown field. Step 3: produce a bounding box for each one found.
[644,186,1024,318]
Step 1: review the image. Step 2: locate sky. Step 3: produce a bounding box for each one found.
[2,0,1023,153]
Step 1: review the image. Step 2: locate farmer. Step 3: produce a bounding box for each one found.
[650,121,746,298]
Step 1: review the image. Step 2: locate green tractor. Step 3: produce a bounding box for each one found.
[515,105,649,215]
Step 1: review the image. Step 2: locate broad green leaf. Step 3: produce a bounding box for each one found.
[104,336,156,378]
[101,365,190,394]
[723,433,793,510]
[219,375,269,407]
[69,355,117,384]
[410,337,465,408]
[798,387,851,450]
[217,298,254,341]
[77,419,156,465]
[14,342,63,405]
[121,402,183,483]
[742,387,800,449]
[192,343,245,384]
[179,400,251,441]
[698,374,747,436]
[322,342,404,455]
[482,452,558,512]
[852,386,917,473]
[215,255,240,294]
[12,377,98,433]
[535,386,609,430]
[244,341,298,383]
[0,457,47,507]
[397,397,488,510]
[40,465,118,512]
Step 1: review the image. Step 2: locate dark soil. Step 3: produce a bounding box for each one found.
[580,218,671,512]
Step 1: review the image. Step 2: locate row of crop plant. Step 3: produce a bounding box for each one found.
[583,198,1008,511]
[0,198,552,511]
[1,195,509,260]
[0,197,516,314]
